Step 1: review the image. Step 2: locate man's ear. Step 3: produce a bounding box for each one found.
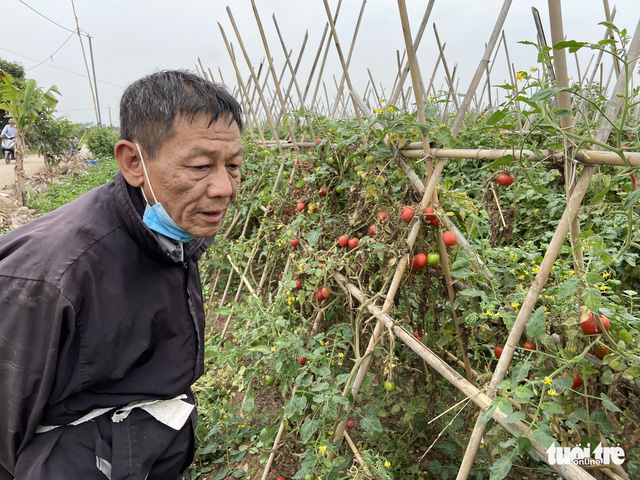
[114,140,144,187]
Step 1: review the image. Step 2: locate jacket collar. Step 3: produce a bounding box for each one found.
[112,171,213,263]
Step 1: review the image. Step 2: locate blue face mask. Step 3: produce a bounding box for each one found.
[136,144,195,243]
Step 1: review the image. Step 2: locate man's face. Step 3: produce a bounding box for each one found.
[141,115,242,238]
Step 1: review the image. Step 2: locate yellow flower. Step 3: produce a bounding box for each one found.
[271,346,276,352]
[532,267,539,274]
[544,376,552,385]
[569,270,574,276]
[510,255,517,260]
[384,461,391,468]
[319,340,324,345]
[318,445,327,454]
[516,71,526,81]
[374,108,382,114]
[600,285,607,291]
[486,310,493,317]
[530,67,538,72]
[380,98,386,104]
[328,430,334,436]
[239,424,245,429]
[338,352,344,358]
[511,302,520,309]
[548,388,558,397]
[510,269,515,274]
[519,275,525,280]
[602,272,611,279]
[429,95,434,100]
[439,123,447,127]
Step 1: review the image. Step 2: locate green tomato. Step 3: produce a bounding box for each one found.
[365,155,375,164]
[383,380,396,392]
[305,475,314,480]
[336,185,344,194]
[427,253,440,266]
[265,375,275,385]
[327,157,334,165]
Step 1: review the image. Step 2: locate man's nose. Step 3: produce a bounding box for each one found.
[207,170,235,198]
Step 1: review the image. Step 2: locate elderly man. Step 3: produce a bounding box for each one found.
[0,70,243,479]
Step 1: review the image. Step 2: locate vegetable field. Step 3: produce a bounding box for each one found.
[191,3,640,480]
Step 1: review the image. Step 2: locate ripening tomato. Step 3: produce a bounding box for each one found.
[346,420,355,429]
[413,330,422,342]
[296,201,305,212]
[580,313,611,335]
[294,280,303,290]
[410,253,427,271]
[320,287,331,299]
[377,211,388,222]
[424,207,437,221]
[298,357,307,366]
[430,217,440,227]
[563,371,582,389]
[369,225,375,236]
[594,345,611,359]
[314,290,326,302]
[400,206,415,223]
[319,187,327,197]
[497,173,514,186]
[443,231,457,246]
[290,239,299,247]
[523,341,536,351]
[494,345,503,359]
[338,235,349,248]
[348,237,359,250]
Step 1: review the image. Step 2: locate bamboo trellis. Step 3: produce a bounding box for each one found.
[199,2,640,479]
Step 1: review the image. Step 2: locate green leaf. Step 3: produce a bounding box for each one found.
[526,307,546,341]
[489,455,512,480]
[305,229,321,247]
[517,436,532,454]
[284,396,307,418]
[557,277,579,299]
[216,306,233,316]
[503,411,526,423]
[486,109,508,125]
[622,188,640,209]
[590,182,615,205]
[486,154,514,169]
[360,414,383,435]
[479,402,498,426]
[581,288,602,313]
[300,418,319,443]
[600,393,622,412]
[553,40,589,53]
[495,397,513,415]
[211,469,229,480]
[533,428,556,449]
[541,402,565,414]
[530,87,567,102]
[231,469,246,478]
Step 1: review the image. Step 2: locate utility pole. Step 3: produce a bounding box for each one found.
[87,35,102,127]
[107,107,113,127]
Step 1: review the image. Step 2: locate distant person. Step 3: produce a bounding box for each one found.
[0,70,243,479]
[0,119,17,139]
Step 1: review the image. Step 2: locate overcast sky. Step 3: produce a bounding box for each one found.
[2,0,638,127]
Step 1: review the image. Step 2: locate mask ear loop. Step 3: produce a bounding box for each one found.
[135,143,159,205]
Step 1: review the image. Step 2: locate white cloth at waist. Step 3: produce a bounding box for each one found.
[36,394,194,433]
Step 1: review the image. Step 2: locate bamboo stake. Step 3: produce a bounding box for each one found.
[367,68,382,106]
[321,0,364,129]
[332,272,595,480]
[548,0,586,301]
[330,0,367,117]
[310,0,343,111]
[389,0,436,106]
[272,16,315,138]
[260,387,297,480]
[218,26,267,147]
[433,24,459,111]
[302,20,329,104]
[449,0,513,135]
[456,21,640,479]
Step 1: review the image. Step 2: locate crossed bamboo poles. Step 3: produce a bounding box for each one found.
[202,2,638,479]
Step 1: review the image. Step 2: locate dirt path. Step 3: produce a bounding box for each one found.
[0,154,47,188]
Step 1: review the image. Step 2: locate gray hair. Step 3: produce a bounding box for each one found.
[119,70,243,159]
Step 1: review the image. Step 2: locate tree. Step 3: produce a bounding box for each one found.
[0,59,25,126]
[0,70,59,205]
[28,110,82,167]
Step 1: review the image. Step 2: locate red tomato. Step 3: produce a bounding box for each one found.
[369,225,375,236]
[563,371,582,389]
[338,235,349,248]
[400,206,415,223]
[410,253,427,271]
[314,291,325,302]
[294,280,302,290]
[319,187,327,197]
[430,217,440,227]
[348,237,359,250]
[580,313,611,335]
[413,330,422,342]
[494,345,503,359]
[297,357,307,366]
[443,231,457,246]
[424,207,437,221]
[290,239,299,247]
[320,287,331,299]
[296,202,305,212]
[346,420,355,429]
[594,345,611,359]
[523,341,536,351]
[497,173,514,186]
[377,211,387,222]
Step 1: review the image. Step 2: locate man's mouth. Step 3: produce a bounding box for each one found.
[200,210,225,222]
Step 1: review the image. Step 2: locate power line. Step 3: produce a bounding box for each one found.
[0,48,125,88]
[17,0,78,35]
[25,32,76,71]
